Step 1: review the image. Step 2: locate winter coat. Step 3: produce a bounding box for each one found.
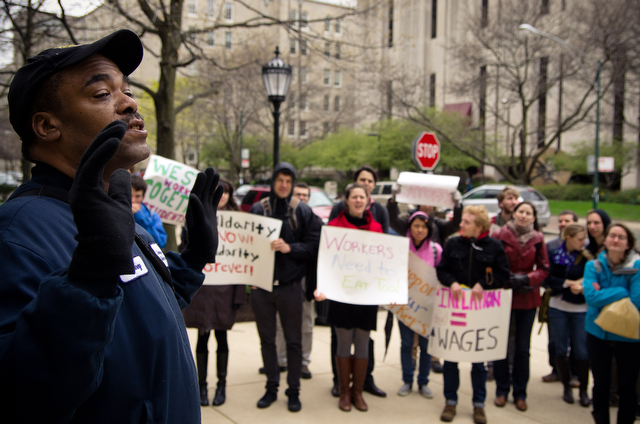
[330,197,390,234]
[492,225,549,309]
[134,203,167,248]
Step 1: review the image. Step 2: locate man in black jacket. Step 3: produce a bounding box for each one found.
[249,162,321,412]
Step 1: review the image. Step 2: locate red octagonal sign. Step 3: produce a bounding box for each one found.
[412,132,441,171]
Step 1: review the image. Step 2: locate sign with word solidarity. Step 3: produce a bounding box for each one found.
[427,287,512,362]
[317,226,409,305]
[396,172,460,209]
[143,155,199,225]
[203,211,282,291]
[385,252,439,337]
[412,132,441,171]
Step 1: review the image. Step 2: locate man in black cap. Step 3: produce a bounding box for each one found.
[0,30,223,423]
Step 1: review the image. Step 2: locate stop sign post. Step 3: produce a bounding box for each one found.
[412,132,441,171]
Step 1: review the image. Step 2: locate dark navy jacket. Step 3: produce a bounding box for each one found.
[0,164,203,423]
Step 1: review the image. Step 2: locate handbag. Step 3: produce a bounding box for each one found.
[537,288,553,335]
[594,297,640,340]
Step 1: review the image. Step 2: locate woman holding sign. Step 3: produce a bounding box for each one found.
[182,179,245,407]
[492,201,549,412]
[436,205,510,424]
[315,183,382,412]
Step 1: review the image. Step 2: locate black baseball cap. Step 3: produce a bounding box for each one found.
[8,29,144,143]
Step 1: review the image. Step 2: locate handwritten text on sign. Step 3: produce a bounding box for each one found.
[317,226,409,305]
[143,155,199,225]
[396,172,460,209]
[427,286,512,363]
[385,252,439,336]
[203,211,282,291]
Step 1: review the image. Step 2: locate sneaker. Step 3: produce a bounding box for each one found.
[419,384,434,399]
[440,404,456,422]
[473,407,487,424]
[301,365,312,379]
[542,372,559,382]
[432,360,444,374]
[397,383,412,396]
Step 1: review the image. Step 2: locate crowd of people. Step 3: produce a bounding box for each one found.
[1,30,639,424]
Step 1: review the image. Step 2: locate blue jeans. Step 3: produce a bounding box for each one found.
[398,320,431,386]
[494,308,536,400]
[443,361,487,407]
[547,307,587,360]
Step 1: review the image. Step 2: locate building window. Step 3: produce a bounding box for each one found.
[290,38,297,54]
[224,2,233,20]
[334,70,341,87]
[334,95,340,112]
[207,0,216,18]
[323,122,330,134]
[324,95,330,111]
[291,67,297,84]
[187,0,197,15]
[207,31,215,46]
[188,26,196,43]
[335,43,341,59]
[541,0,549,15]
[225,31,232,49]
[300,39,308,55]
[479,65,487,124]
[429,73,436,107]
[299,94,307,111]
[289,9,297,27]
[300,67,308,84]
[388,0,393,47]
[538,57,548,148]
[335,18,342,33]
[288,120,295,136]
[301,12,308,28]
[324,69,331,86]
[325,17,331,31]
[431,0,437,38]
[300,121,307,137]
[325,42,331,57]
[481,0,488,28]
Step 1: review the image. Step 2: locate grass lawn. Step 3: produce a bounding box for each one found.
[548,200,640,221]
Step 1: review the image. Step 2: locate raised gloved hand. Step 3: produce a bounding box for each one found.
[67,121,135,297]
[509,273,532,294]
[182,167,224,268]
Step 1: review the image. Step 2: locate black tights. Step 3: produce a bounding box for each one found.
[196,329,229,354]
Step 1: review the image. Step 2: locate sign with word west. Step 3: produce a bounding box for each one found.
[317,226,409,305]
[143,155,199,225]
[396,172,460,209]
[385,252,439,337]
[427,286,512,363]
[203,211,282,291]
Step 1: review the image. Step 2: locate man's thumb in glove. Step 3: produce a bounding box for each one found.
[108,169,133,208]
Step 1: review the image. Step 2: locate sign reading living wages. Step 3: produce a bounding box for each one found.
[203,211,282,291]
[142,155,199,225]
[317,226,409,305]
[427,287,512,362]
[385,252,439,337]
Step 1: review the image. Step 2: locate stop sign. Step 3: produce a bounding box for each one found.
[412,132,441,171]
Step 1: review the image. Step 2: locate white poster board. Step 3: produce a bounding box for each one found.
[202,211,282,291]
[427,286,512,362]
[317,226,409,305]
[385,252,439,337]
[142,155,200,225]
[396,172,460,209]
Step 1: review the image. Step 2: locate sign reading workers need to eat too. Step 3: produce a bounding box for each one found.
[203,211,282,292]
[317,226,409,305]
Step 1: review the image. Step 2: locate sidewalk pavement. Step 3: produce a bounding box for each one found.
[191,310,601,424]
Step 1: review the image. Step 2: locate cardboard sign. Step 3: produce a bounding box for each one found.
[385,252,439,337]
[317,226,409,305]
[143,155,199,225]
[396,172,460,209]
[203,211,282,291]
[427,286,512,362]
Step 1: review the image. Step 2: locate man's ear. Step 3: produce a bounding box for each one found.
[32,112,61,142]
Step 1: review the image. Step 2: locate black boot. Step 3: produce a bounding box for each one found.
[555,357,574,404]
[577,360,591,407]
[212,351,228,406]
[592,411,610,424]
[196,352,209,406]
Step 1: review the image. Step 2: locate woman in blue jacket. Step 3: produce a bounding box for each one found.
[583,223,640,424]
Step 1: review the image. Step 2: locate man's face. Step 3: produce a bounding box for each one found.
[38,54,149,177]
[132,188,144,213]
[499,195,518,214]
[274,173,293,199]
[293,187,310,204]
[558,213,577,233]
[355,170,376,195]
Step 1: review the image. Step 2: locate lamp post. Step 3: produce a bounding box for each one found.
[262,46,292,168]
[519,24,601,209]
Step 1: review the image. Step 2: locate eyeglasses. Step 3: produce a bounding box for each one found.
[607,234,628,241]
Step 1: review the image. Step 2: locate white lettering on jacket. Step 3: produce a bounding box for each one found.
[120,256,149,283]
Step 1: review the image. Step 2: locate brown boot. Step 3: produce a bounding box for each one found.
[335,356,352,411]
[351,356,368,411]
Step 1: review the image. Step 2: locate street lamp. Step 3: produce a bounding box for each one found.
[262,46,292,168]
[519,24,601,209]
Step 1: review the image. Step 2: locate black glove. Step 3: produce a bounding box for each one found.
[67,121,135,297]
[509,273,532,294]
[182,167,224,268]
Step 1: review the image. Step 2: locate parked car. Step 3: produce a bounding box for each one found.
[461,184,551,227]
[239,186,334,223]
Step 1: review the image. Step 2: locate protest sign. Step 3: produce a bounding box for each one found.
[396,172,460,209]
[385,252,439,336]
[203,211,282,291]
[427,287,512,363]
[317,226,409,305]
[142,155,199,225]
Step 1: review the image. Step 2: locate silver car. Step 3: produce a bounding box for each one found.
[462,184,550,227]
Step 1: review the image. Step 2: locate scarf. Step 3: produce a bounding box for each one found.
[552,241,577,267]
[506,220,535,247]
